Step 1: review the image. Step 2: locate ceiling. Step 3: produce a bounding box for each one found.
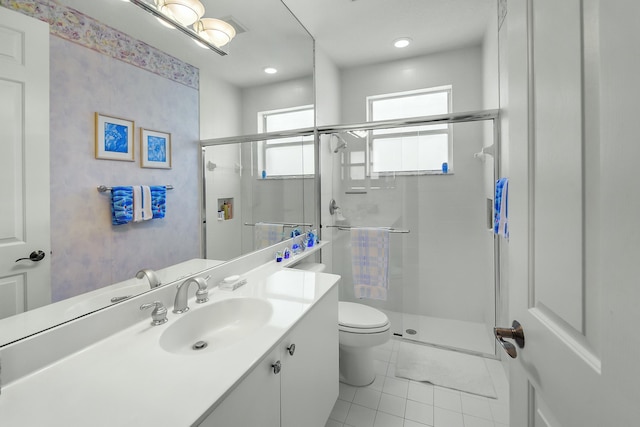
[283,0,495,68]
[57,0,494,87]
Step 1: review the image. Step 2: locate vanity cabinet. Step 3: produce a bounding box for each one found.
[198,286,338,427]
[280,287,338,427]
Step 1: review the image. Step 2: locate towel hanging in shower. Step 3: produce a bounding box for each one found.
[351,227,389,301]
[494,177,509,239]
[254,222,284,250]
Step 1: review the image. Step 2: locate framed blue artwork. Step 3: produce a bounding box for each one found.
[95,113,135,161]
[140,128,172,169]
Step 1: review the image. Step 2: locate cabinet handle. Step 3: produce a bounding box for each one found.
[287,343,296,356]
[272,360,281,375]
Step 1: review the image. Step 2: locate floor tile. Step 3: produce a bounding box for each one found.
[368,374,386,392]
[433,407,464,427]
[330,399,352,422]
[340,382,358,402]
[383,377,409,398]
[374,360,390,376]
[460,393,493,420]
[353,387,382,410]
[373,411,405,427]
[404,400,434,426]
[345,404,377,427]
[407,382,434,405]
[463,414,495,427]
[434,387,462,412]
[373,347,392,362]
[378,393,407,418]
[386,363,398,377]
[328,340,511,427]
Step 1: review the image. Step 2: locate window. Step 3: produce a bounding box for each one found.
[366,86,452,174]
[258,105,314,177]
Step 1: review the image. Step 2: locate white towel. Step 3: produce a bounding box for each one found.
[351,227,389,301]
[133,185,153,222]
[254,222,284,249]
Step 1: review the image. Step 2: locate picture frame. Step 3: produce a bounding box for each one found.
[140,128,172,169]
[95,113,135,161]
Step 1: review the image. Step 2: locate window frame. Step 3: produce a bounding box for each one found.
[365,86,453,176]
[257,104,315,178]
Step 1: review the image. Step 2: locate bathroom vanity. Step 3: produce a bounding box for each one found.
[0,249,339,427]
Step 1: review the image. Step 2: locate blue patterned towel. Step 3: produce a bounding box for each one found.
[254,223,284,250]
[110,186,133,225]
[351,227,389,301]
[150,186,166,219]
[494,178,509,238]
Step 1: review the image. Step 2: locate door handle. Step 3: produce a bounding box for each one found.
[15,250,46,263]
[494,320,525,358]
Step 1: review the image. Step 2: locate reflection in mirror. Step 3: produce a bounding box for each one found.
[0,0,314,347]
[203,135,316,261]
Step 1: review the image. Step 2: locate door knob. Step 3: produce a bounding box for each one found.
[494,320,525,358]
[287,343,296,356]
[15,250,46,263]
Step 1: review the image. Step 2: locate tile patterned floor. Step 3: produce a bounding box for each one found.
[325,338,509,427]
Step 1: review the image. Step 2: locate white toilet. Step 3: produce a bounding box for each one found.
[290,262,392,387]
[338,302,391,386]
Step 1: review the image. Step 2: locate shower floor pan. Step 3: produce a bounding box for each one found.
[382,310,496,356]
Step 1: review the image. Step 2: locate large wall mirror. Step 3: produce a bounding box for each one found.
[0,0,314,346]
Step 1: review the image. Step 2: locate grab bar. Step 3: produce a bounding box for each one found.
[325,225,410,234]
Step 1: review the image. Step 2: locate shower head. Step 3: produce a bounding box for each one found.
[332,134,348,153]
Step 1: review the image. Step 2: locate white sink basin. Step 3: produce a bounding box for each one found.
[159,298,273,355]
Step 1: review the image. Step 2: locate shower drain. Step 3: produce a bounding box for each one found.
[405,329,417,335]
[192,340,208,350]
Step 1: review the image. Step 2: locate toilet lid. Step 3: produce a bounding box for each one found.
[339,302,389,329]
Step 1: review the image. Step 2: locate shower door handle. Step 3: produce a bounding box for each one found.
[494,320,525,358]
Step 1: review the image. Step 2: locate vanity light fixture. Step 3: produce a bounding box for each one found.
[393,37,412,48]
[154,0,204,27]
[194,18,236,47]
[127,0,228,55]
[264,67,278,74]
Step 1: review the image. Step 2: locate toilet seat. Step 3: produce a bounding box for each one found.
[339,302,390,334]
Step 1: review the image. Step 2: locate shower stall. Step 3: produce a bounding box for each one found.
[319,110,500,357]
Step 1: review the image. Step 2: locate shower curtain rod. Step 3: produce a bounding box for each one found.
[325,225,410,234]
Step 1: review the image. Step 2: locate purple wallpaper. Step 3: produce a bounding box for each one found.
[0,0,199,89]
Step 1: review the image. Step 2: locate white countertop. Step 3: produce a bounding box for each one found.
[0,262,339,426]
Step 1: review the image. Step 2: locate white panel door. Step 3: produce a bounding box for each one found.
[0,7,50,319]
[506,0,640,425]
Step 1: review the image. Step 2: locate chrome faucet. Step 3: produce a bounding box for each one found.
[173,277,209,314]
[136,268,161,289]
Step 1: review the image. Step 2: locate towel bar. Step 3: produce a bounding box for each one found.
[325,225,410,234]
[97,185,174,192]
[244,222,312,228]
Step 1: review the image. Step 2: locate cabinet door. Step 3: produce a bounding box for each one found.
[197,347,281,427]
[281,287,339,427]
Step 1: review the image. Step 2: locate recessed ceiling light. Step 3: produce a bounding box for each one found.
[264,67,278,74]
[394,37,412,48]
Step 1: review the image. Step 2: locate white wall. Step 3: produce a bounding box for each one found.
[341,45,483,123]
[316,46,342,273]
[241,76,314,134]
[199,70,242,139]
